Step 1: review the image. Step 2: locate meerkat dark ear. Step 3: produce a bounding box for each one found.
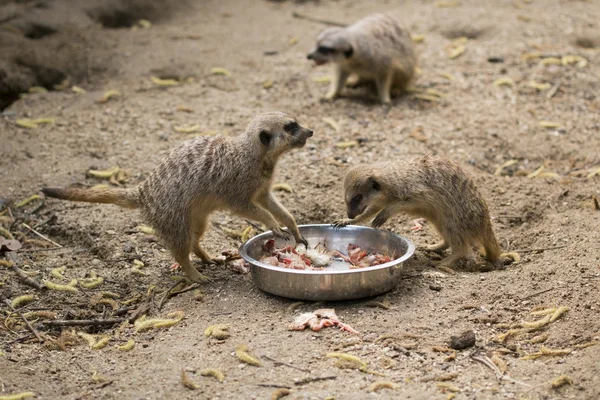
[259,130,271,146]
[344,46,354,58]
[369,177,381,191]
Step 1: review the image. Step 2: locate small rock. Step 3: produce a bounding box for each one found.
[429,283,442,291]
[123,241,135,253]
[449,330,476,350]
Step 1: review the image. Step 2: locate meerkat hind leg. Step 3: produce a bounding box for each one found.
[438,245,470,268]
[172,246,211,283]
[191,217,222,264]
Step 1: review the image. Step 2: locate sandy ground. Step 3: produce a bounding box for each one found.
[1,0,600,399]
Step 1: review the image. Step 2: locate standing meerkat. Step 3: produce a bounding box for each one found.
[333,155,501,266]
[42,112,313,283]
[307,13,417,104]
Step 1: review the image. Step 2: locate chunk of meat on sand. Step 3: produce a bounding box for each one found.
[288,308,359,334]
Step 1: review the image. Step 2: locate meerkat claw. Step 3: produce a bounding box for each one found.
[296,236,309,248]
[272,228,292,241]
[371,215,387,228]
[332,219,351,229]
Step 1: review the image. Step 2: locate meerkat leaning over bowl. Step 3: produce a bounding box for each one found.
[333,155,502,267]
[307,13,417,104]
[42,112,313,283]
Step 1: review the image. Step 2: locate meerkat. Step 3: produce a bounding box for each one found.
[333,155,501,267]
[306,13,417,104]
[42,112,313,283]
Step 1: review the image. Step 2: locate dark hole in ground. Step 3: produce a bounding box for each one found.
[89,9,140,28]
[24,22,57,39]
[0,61,66,111]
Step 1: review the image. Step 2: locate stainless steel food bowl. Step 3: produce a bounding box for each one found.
[239,224,415,301]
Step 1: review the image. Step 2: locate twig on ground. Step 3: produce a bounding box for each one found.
[263,355,311,373]
[471,353,532,387]
[547,80,561,99]
[3,299,42,342]
[292,11,348,27]
[43,318,126,327]
[21,223,62,248]
[294,376,337,386]
[257,384,292,389]
[520,287,555,301]
[158,280,185,310]
[512,245,566,253]
[6,253,44,290]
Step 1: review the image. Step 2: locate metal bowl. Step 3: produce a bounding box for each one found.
[239,224,415,301]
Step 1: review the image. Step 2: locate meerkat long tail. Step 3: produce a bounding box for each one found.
[481,223,501,262]
[41,187,139,209]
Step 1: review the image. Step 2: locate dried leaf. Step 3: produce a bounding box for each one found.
[200,368,225,383]
[0,392,36,400]
[16,118,55,129]
[335,140,358,148]
[28,86,47,94]
[540,57,561,66]
[410,127,428,142]
[71,86,87,94]
[521,52,542,61]
[494,159,518,176]
[96,90,120,103]
[174,125,201,133]
[538,121,561,128]
[0,237,22,251]
[528,81,551,90]
[414,94,442,102]
[322,117,340,132]
[448,45,465,59]
[435,0,459,7]
[312,76,331,83]
[438,72,455,81]
[235,344,262,366]
[176,105,194,113]
[150,76,179,86]
[181,369,200,390]
[272,183,293,193]
[561,55,587,68]
[493,77,514,87]
[137,19,152,29]
[411,34,425,43]
[551,375,573,389]
[211,67,232,77]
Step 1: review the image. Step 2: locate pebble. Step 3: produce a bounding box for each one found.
[429,283,442,291]
[449,330,476,350]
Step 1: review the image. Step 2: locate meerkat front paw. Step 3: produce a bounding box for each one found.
[332,218,353,229]
[271,227,292,241]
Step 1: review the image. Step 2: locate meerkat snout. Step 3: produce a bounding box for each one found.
[307,27,353,66]
[344,174,383,219]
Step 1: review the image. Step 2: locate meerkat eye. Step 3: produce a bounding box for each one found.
[259,130,271,146]
[317,46,335,54]
[370,178,380,191]
[284,121,299,134]
[350,194,362,205]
